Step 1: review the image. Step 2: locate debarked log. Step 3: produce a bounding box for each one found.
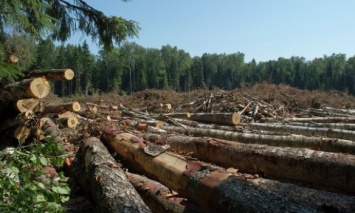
[162,126,355,154]
[81,137,151,213]
[143,134,355,194]
[1,77,50,101]
[101,128,355,212]
[41,101,81,113]
[27,69,75,81]
[188,112,241,125]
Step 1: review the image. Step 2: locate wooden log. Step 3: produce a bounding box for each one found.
[289,122,355,131]
[163,113,191,119]
[188,112,241,125]
[15,98,44,113]
[1,77,50,101]
[81,137,151,213]
[126,172,201,213]
[161,126,355,154]
[264,116,355,123]
[144,134,355,194]
[41,102,81,113]
[56,116,79,129]
[27,69,75,81]
[241,122,355,141]
[101,128,355,212]
[13,125,31,141]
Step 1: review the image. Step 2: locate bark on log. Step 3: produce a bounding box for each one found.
[81,137,151,213]
[101,128,355,212]
[143,134,355,194]
[161,126,355,154]
[1,77,50,101]
[289,122,355,131]
[28,69,75,81]
[126,172,201,213]
[188,112,241,125]
[241,122,355,141]
[15,98,44,113]
[41,102,81,113]
[264,116,355,123]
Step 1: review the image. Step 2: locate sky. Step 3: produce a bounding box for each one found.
[66,0,355,62]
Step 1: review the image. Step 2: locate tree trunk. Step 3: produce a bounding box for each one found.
[126,172,201,213]
[264,116,355,123]
[80,137,151,213]
[1,77,50,101]
[15,98,44,113]
[188,112,241,125]
[101,128,355,213]
[27,69,75,81]
[56,116,79,129]
[41,102,81,113]
[241,122,355,141]
[143,134,355,194]
[162,126,355,154]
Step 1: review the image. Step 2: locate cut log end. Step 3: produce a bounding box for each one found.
[72,102,81,112]
[232,112,241,125]
[63,69,75,80]
[27,78,50,98]
[14,125,31,140]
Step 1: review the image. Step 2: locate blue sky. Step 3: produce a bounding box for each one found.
[67,0,355,62]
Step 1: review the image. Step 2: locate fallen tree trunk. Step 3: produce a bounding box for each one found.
[56,116,79,129]
[143,134,355,194]
[240,122,355,141]
[15,98,44,113]
[283,122,355,131]
[41,102,81,113]
[126,172,200,213]
[264,116,355,123]
[80,137,151,213]
[101,128,355,212]
[27,69,75,81]
[188,112,241,125]
[161,126,355,154]
[1,77,50,101]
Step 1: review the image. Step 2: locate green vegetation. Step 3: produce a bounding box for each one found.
[27,40,355,96]
[0,139,69,212]
[0,0,139,82]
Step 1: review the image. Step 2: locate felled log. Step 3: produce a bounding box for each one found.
[41,102,81,113]
[162,126,355,154]
[15,98,44,113]
[126,172,201,213]
[290,122,355,131]
[101,128,355,212]
[13,125,31,141]
[268,116,355,123]
[27,69,75,81]
[188,112,241,125]
[80,137,151,213]
[163,113,191,119]
[1,77,50,101]
[56,116,79,129]
[143,134,355,194]
[241,122,355,141]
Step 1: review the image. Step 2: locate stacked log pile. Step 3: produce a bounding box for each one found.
[1,83,355,212]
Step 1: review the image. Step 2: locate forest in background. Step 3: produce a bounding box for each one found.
[8,36,355,97]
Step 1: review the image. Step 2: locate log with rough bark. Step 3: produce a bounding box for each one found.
[80,137,151,213]
[15,98,44,113]
[290,122,355,131]
[41,102,81,113]
[241,122,355,141]
[101,128,355,212]
[161,126,355,154]
[27,69,75,81]
[264,116,355,123]
[126,172,201,213]
[188,112,241,125]
[143,134,355,194]
[0,77,50,101]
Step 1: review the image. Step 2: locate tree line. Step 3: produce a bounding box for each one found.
[24,39,355,96]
